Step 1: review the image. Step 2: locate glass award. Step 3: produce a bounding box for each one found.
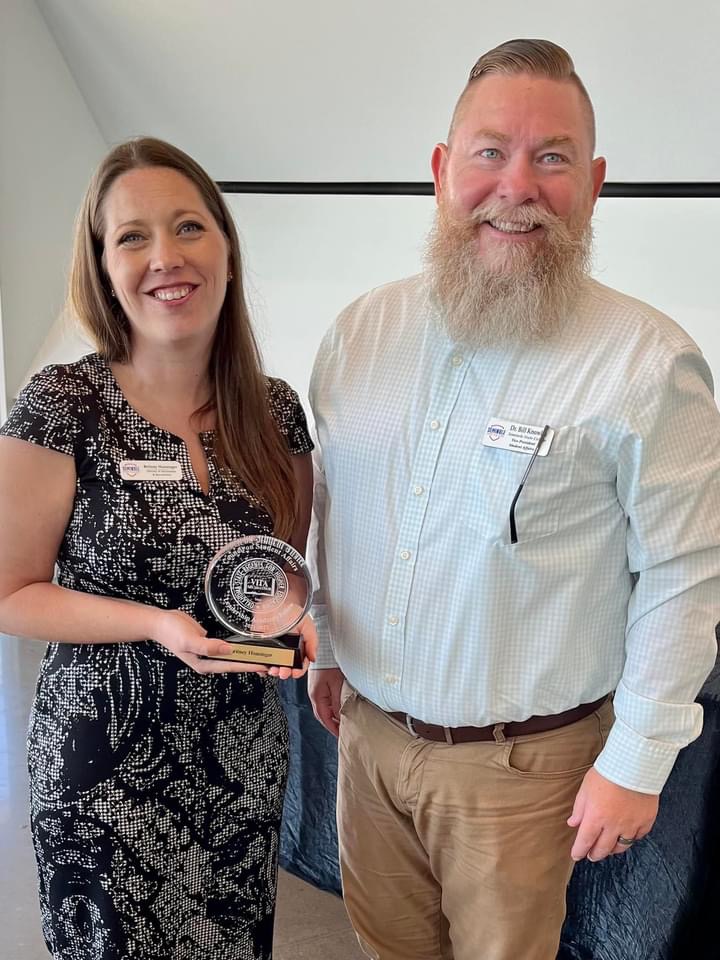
[205,535,313,668]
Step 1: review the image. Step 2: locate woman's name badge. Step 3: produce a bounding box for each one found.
[120,460,182,481]
[482,420,555,456]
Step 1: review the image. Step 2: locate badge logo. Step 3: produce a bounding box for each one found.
[487,423,506,442]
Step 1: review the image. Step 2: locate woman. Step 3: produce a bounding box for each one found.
[0,137,316,960]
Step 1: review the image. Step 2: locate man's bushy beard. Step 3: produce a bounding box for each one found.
[424,201,593,347]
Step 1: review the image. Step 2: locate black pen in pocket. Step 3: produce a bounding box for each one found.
[508,425,551,545]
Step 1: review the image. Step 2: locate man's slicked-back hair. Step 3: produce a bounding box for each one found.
[449,38,596,154]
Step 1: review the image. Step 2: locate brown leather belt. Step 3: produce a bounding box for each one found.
[386,695,609,745]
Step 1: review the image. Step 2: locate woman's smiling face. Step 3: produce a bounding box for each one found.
[102,165,230,352]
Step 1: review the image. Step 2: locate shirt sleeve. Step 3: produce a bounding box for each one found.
[594,346,720,793]
[306,332,339,670]
[0,365,82,456]
[306,445,338,670]
[267,378,314,456]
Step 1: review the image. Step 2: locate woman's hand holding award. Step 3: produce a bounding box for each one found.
[205,535,313,668]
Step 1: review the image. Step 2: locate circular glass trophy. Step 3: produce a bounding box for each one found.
[205,535,313,668]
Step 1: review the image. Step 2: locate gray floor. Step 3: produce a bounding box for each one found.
[0,634,364,960]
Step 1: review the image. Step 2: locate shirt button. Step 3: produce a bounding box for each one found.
[451,354,464,366]
[430,419,441,430]
[399,549,411,561]
[388,615,399,626]
[385,674,399,685]
[413,484,425,496]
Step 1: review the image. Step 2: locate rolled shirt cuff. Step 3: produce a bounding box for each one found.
[593,712,701,794]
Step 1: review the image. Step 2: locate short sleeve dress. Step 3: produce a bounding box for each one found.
[0,353,314,960]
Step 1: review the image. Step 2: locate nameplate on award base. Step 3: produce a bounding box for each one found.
[204,535,312,668]
[215,634,302,668]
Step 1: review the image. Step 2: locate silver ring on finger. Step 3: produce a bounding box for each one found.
[617,835,636,847]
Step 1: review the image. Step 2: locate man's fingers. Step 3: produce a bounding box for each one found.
[588,823,653,860]
[322,714,340,737]
[567,793,584,829]
[585,827,622,862]
[307,670,345,736]
[570,820,602,861]
[314,698,340,737]
[568,768,659,863]
[609,823,652,856]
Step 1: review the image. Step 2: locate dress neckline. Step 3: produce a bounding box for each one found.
[93,354,216,497]
[96,354,215,443]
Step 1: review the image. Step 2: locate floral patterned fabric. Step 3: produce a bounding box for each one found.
[1,353,313,960]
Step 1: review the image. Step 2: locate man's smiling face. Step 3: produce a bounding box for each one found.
[431,72,605,273]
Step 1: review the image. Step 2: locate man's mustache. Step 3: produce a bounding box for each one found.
[466,202,563,231]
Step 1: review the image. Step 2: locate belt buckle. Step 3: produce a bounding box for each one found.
[405,715,455,744]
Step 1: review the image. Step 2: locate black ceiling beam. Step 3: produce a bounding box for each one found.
[217,181,720,198]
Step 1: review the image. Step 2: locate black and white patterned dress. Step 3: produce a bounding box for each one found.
[0,353,313,960]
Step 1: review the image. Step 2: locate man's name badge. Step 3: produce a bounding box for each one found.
[120,460,183,481]
[482,420,555,456]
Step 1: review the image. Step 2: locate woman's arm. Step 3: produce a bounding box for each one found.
[0,436,266,674]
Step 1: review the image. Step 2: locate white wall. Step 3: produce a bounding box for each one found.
[35,0,720,182]
[12,2,720,408]
[0,0,106,408]
[223,194,720,407]
[29,194,719,417]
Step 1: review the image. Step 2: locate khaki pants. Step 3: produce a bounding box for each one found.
[337,686,613,960]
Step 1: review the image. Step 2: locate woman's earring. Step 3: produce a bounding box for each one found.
[110,287,117,299]
[227,270,233,281]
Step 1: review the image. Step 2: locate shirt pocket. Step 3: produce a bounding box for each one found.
[465,426,581,545]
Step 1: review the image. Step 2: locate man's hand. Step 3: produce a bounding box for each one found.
[568,766,658,861]
[308,667,345,737]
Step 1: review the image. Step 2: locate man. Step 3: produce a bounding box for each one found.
[307,39,720,960]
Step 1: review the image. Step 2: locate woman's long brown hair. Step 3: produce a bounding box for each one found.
[68,137,297,540]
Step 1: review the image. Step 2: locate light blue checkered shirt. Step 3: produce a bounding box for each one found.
[308,274,720,794]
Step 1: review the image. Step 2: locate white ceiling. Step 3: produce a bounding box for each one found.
[34,0,720,184]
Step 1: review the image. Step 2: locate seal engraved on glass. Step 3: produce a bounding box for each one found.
[205,535,312,667]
